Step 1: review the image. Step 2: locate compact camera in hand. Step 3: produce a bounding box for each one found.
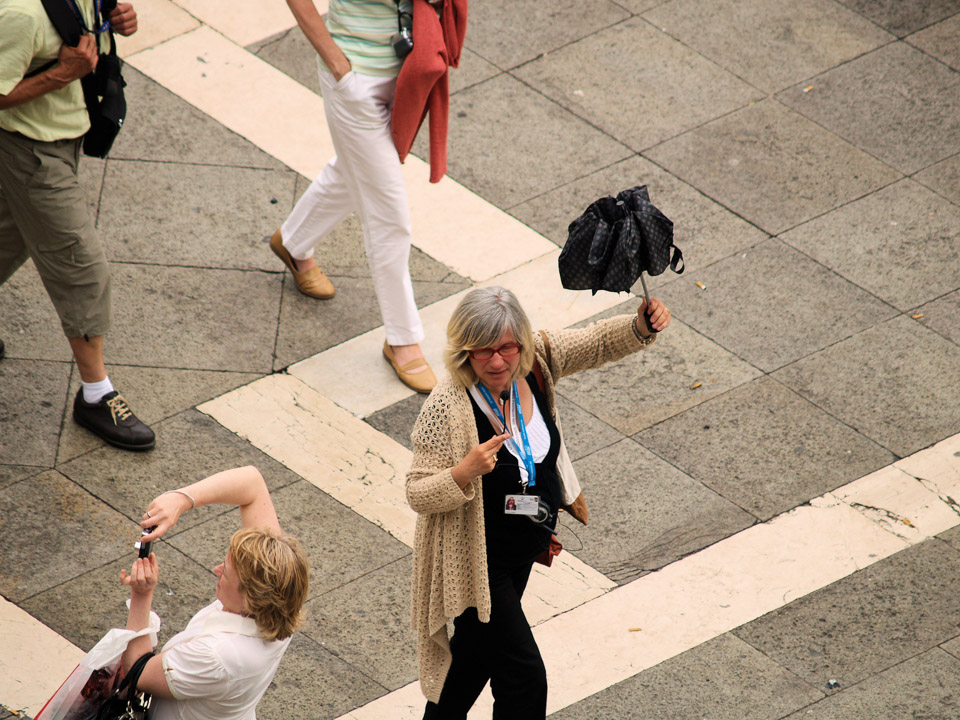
[392,26,413,58]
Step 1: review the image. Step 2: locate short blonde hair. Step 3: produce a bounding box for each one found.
[444,286,535,387]
[229,527,309,641]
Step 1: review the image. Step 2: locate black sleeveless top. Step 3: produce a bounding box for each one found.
[470,372,563,568]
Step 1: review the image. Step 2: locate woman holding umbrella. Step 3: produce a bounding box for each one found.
[407,286,670,719]
[117,466,309,720]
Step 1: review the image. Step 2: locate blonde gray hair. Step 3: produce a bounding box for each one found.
[444,286,535,387]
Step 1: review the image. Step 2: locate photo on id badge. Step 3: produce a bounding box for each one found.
[505,494,539,515]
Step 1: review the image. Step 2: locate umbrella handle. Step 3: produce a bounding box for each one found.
[639,274,658,334]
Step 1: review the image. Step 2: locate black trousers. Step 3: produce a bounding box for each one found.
[423,560,547,720]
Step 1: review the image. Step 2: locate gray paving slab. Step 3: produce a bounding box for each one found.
[643,0,893,94]
[0,465,44,492]
[257,632,387,720]
[248,28,322,95]
[0,359,71,467]
[914,152,960,205]
[780,179,960,312]
[364,393,427,451]
[734,539,960,690]
[783,648,960,719]
[772,314,960,458]
[56,366,260,464]
[514,17,762,151]
[558,301,762,436]
[19,546,215,651]
[439,74,632,208]
[165,479,410,599]
[509,156,769,275]
[553,395,625,461]
[0,267,77,363]
[448,47,501,95]
[635,376,897,521]
[941,634,960,660]
[777,42,960,175]
[937,524,960,555]
[907,13,960,70]
[834,0,960,37]
[0,470,136,602]
[104,263,282,373]
[98,160,298,271]
[464,0,629,70]
[548,633,822,720]
[654,239,897,372]
[110,66,288,169]
[300,555,417,691]
[59,409,300,537]
[570,438,755,583]
[646,99,902,235]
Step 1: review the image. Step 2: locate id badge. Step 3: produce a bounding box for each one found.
[505,494,539,516]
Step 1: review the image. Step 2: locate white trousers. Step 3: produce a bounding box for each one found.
[282,67,424,346]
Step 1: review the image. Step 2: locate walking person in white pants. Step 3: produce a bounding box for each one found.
[273,0,436,393]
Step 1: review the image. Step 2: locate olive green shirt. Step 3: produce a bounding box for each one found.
[0,0,100,141]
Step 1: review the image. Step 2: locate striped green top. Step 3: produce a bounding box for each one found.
[322,0,413,77]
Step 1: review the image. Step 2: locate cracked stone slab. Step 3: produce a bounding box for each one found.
[646,98,902,235]
[643,0,892,94]
[733,539,960,691]
[780,179,960,311]
[777,42,960,175]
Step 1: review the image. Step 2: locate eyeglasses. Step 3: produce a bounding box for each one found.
[469,343,522,361]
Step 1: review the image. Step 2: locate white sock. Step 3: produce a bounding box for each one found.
[82,376,115,404]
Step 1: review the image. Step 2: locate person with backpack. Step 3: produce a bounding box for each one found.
[0,0,155,451]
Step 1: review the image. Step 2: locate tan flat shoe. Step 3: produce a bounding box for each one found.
[382,341,437,394]
[270,229,335,299]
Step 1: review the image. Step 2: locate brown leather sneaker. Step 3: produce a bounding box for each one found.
[270,229,335,299]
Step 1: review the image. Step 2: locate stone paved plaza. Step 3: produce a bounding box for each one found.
[2,0,960,718]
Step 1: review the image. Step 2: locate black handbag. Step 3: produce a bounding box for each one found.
[93,652,154,720]
[559,185,683,295]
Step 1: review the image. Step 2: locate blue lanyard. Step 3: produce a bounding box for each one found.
[477,381,537,489]
[66,0,111,34]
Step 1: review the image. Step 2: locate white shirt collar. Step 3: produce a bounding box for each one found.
[202,607,261,637]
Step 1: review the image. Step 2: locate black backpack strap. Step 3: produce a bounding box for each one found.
[24,0,83,78]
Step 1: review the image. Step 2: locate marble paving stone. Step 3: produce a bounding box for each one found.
[248,28,322,95]
[734,539,960,690]
[258,633,387,720]
[908,14,960,70]
[300,556,417,691]
[20,546,215,651]
[99,160,298,271]
[110,67,287,169]
[780,179,960,311]
[509,155,769,273]
[914,152,960,205]
[550,633,822,720]
[554,395,625,462]
[644,0,892,94]
[0,360,71,467]
[557,306,762,436]
[104,263,282,372]
[0,470,136,602]
[0,465,44,492]
[917,290,960,345]
[464,0,629,70]
[114,0,200,58]
[165,480,410,598]
[441,74,632,208]
[772,315,960,458]
[777,43,960,175]
[783,648,960,719]
[655,240,897,372]
[59,409,301,537]
[636,377,897,521]
[514,18,761,151]
[0,269,72,362]
[55,365,261,465]
[174,0,296,49]
[364,394,427,451]
[834,0,960,37]
[570,439,755,583]
[646,99,902,235]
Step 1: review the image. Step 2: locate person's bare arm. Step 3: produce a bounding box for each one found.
[0,35,96,110]
[285,0,351,80]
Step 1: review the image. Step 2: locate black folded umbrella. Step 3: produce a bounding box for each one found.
[559,186,684,327]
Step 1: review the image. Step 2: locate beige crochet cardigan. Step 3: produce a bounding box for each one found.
[406,314,656,702]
